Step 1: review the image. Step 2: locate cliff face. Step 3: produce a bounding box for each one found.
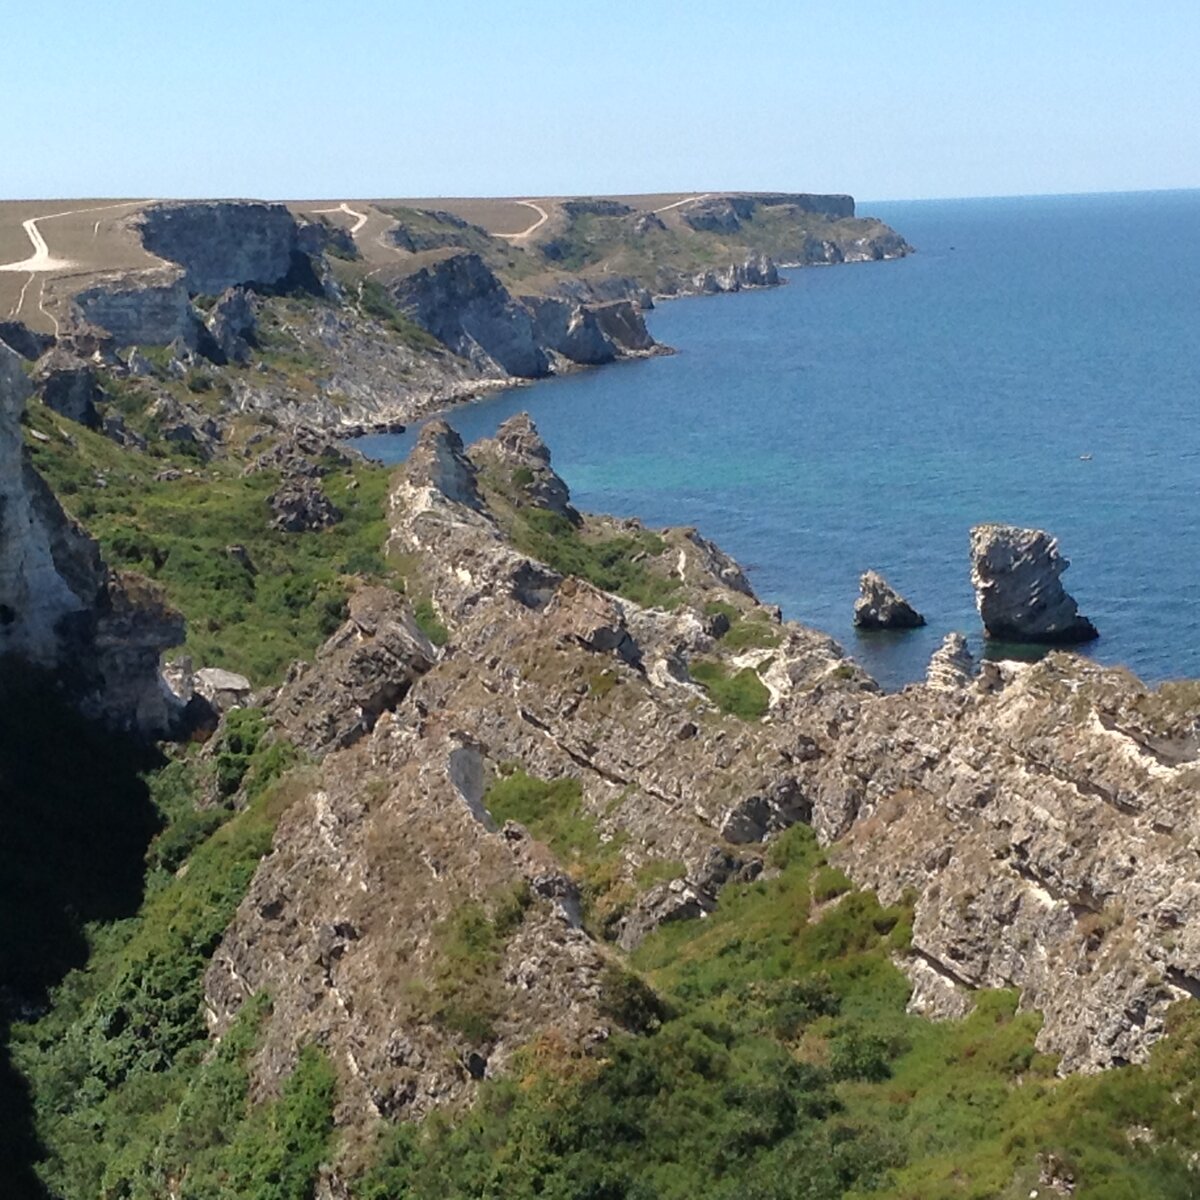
[388,253,660,379]
[135,201,304,295]
[71,268,198,348]
[388,253,551,378]
[0,344,182,732]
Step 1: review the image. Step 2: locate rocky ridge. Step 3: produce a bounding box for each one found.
[199,417,1200,1146]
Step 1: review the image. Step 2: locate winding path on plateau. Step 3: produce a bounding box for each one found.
[0,200,153,329]
[497,200,550,240]
[312,201,370,235]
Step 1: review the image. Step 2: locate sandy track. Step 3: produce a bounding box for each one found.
[497,200,549,240]
[0,199,150,274]
[313,201,370,235]
[652,192,712,214]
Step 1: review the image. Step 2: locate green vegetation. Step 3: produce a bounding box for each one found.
[352,823,1200,1199]
[12,726,311,1199]
[689,657,771,720]
[411,596,449,646]
[511,508,681,609]
[483,769,629,933]
[425,885,532,1042]
[705,599,784,650]
[26,404,396,683]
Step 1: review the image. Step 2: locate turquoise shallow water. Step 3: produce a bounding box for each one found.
[357,191,1200,689]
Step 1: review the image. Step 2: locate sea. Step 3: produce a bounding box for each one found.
[355,190,1200,690]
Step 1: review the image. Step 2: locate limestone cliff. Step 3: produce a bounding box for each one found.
[0,343,182,732]
[134,200,307,296]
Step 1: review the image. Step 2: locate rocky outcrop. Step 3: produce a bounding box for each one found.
[387,253,549,378]
[203,287,257,365]
[71,268,198,348]
[136,201,305,295]
[270,587,437,757]
[669,253,780,296]
[0,320,53,361]
[819,653,1200,1073]
[926,632,975,690]
[205,419,867,1130]
[522,296,658,366]
[388,208,487,253]
[268,475,342,532]
[590,300,656,352]
[522,296,620,366]
[0,343,183,732]
[32,350,102,427]
[970,524,1098,643]
[683,193,855,233]
[199,413,1200,1157]
[471,412,580,523]
[853,570,925,630]
[780,224,913,266]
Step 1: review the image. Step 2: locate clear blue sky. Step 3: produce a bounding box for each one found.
[5,0,1197,202]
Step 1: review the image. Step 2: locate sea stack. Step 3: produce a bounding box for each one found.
[969,524,1098,643]
[853,570,925,630]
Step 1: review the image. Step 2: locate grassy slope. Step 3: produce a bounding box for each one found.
[26,397,397,684]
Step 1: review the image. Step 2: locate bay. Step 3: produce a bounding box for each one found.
[357,190,1200,689]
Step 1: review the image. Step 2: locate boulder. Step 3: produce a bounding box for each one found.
[853,570,925,630]
[268,476,342,532]
[970,524,1098,643]
[194,667,253,712]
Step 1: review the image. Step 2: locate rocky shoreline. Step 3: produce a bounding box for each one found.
[1,195,912,445]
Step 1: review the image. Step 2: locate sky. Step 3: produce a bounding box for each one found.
[3,0,1198,202]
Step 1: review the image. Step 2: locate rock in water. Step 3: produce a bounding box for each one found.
[853,570,925,630]
[970,524,1098,643]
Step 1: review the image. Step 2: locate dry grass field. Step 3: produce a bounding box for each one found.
[0,193,719,333]
[0,199,159,332]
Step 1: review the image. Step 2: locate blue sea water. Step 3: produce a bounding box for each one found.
[357,191,1200,690]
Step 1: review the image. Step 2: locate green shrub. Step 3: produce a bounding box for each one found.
[689,658,770,720]
[512,509,680,609]
[412,597,449,646]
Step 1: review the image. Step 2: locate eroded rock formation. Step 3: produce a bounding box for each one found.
[203,420,1200,1138]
